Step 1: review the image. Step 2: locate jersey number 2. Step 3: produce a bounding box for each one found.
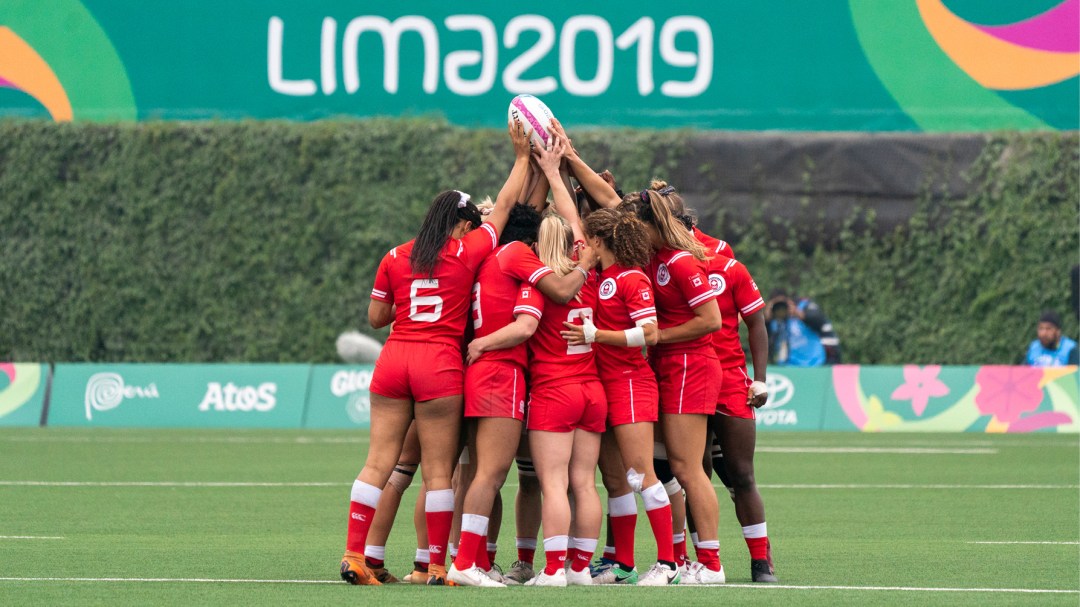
[566,307,594,355]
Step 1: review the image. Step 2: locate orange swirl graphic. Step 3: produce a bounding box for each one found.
[0,26,73,121]
[917,0,1080,90]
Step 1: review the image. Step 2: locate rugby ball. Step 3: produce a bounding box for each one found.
[508,94,555,149]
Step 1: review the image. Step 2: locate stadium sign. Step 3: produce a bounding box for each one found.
[755,368,830,432]
[305,365,375,428]
[49,364,307,428]
[0,363,48,427]
[0,1,1074,130]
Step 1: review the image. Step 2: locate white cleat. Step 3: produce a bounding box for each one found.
[447,563,506,588]
[637,562,681,586]
[503,560,535,585]
[565,567,592,586]
[524,568,567,587]
[681,563,725,585]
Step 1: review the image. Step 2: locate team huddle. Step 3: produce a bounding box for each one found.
[340,112,776,588]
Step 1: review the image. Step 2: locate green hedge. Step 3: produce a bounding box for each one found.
[0,121,1076,364]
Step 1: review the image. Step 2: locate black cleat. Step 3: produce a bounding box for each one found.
[751,559,778,583]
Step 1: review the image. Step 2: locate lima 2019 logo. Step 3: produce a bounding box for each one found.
[0,0,135,121]
[850,0,1079,130]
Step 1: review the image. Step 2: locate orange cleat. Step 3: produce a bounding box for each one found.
[426,563,456,586]
[340,551,382,586]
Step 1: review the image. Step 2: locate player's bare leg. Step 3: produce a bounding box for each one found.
[662,413,724,585]
[363,422,421,583]
[414,394,464,584]
[403,483,430,584]
[654,422,688,567]
[715,414,776,583]
[614,421,679,585]
[565,428,602,585]
[526,429,575,586]
[595,430,637,583]
[341,394,412,585]
[448,416,521,587]
[507,433,541,584]
[449,421,477,566]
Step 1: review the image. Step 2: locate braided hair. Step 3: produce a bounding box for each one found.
[411,190,483,277]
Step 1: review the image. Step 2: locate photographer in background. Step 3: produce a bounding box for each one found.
[764,290,841,367]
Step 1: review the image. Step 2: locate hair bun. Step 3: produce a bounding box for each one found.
[649,179,669,191]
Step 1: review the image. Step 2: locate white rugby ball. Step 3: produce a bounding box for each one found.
[508,94,556,149]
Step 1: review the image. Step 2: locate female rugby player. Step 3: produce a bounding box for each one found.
[339,119,531,586]
[623,183,726,585]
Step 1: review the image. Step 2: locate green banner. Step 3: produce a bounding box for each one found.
[755,368,830,432]
[1,1,1075,130]
[825,365,1080,433]
[48,364,310,428]
[0,363,47,427]
[304,365,374,429]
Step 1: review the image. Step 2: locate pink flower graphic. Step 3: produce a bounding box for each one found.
[974,366,1044,423]
[890,365,950,416]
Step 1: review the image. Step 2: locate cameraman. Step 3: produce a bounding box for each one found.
[765,290,841,367]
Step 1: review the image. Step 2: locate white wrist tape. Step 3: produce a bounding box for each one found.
[750,381,767,397]
[582,317,598,344]
[624,326,646,347]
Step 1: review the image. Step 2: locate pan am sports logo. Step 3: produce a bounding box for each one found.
[0,363,42,420]
[0,0,135,121]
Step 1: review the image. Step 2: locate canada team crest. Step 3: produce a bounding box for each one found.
[656,263,671,286]
[599,278,617,300]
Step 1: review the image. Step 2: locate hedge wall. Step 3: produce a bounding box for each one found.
[0,120,1076,364]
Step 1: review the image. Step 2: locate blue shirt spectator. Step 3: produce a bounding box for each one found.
[1025,310,1078,367]
[766,292,841,367]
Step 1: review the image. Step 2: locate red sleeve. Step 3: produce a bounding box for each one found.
[693,226,734,259]
[498,241,554,285]
[513,283,545,320]
[371,249,394,303]
[461,223,500,270]
[620,271,657,324]
[670,255,717,309]
[729,261,765,317]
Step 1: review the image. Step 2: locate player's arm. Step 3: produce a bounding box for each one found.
[561,319,658,348]
[368,301,394,329]
[535,135,586,243]
[534,271,590,305]
[549,118,621,209]
[743,309,769,408]
[485,119,533,234]
[522,161,550,212]
[465,315,540,365]
[657,299,722,344]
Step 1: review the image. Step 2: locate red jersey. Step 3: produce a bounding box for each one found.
[693,226,735,259]
[470,242,553,367]
[528,272,600,386]
[593,264,656,380]
[647,247,719,357]
[708,257,766,368]
[371,222,499,348]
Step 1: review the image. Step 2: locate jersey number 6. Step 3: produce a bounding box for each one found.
[410,279,444,322]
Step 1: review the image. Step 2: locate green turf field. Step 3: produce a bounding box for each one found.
[0,428,1077,606]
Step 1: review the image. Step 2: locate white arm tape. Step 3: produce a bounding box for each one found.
[583,317,598,344]
[635,316,657,327]
[750,381,767,397]
[624,326,646,347]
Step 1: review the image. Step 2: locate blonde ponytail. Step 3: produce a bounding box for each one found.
[536,213,576,276]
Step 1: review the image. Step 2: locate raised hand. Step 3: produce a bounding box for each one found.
[509,118,532,159]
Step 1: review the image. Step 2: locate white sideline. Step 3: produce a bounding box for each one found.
[0,536,65,540]
[0,577,1075,594]
[757,447,996,454]
[969,541,1079,545]
[2,480,1078,490]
